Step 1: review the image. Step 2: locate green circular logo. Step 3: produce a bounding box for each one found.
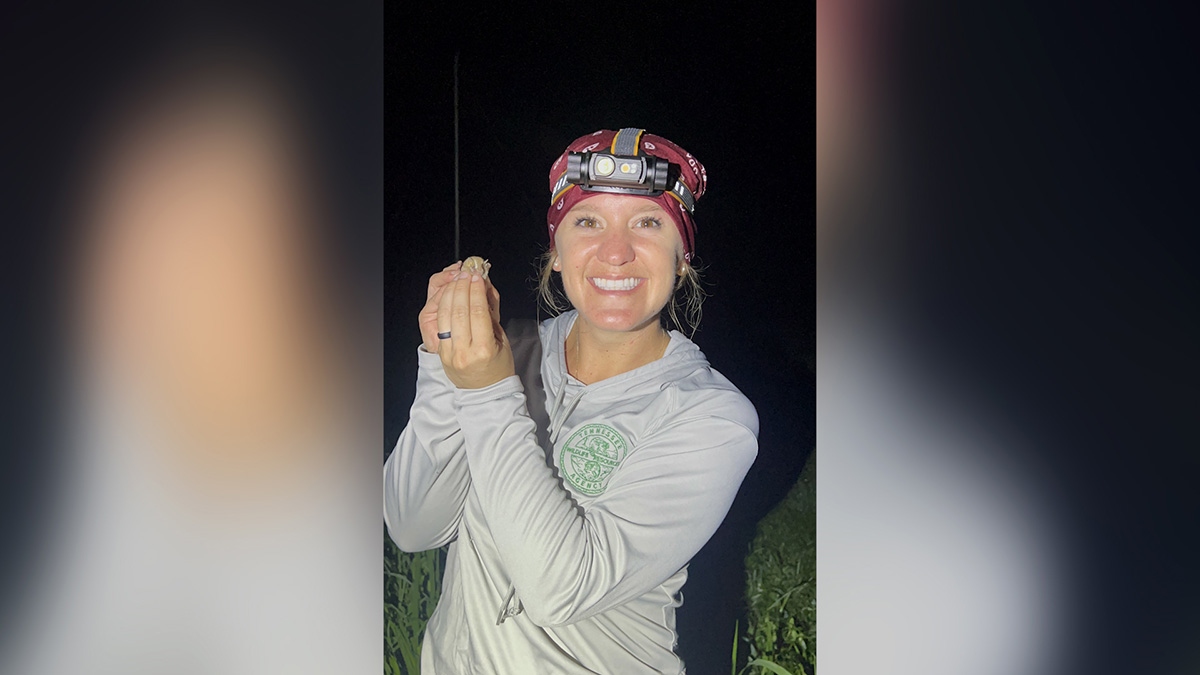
[559,423,629,495]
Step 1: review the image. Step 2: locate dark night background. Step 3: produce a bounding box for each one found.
[5,2,1197,673]
[385,4,814,672]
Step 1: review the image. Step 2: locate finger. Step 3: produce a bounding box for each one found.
[427,267,454,297]
[427,281,452,310]
[422,289,449,351]
[427,262,463,300]
[485,281,502,337]
[436,275,456,338]
[450,275,473,347]
[486,280,501,324]
[468,274,493,345]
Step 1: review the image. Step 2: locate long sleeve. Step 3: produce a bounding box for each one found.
[383,346,472,552]
[453,375,758,628]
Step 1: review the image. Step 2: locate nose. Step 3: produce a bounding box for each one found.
[596,225,635,266]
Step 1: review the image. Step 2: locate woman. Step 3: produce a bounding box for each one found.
[384,129,758,674]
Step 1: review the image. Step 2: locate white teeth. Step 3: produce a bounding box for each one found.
[590,277,640,291]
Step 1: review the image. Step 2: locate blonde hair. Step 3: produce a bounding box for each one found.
[534,248,707,337]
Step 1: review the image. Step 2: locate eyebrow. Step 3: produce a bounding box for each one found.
[571,206,667,219]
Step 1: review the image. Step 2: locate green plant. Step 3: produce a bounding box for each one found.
[739,450,816,675]
[732,621,799,675]
[384,534,445,675]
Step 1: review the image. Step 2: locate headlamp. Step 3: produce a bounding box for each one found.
[552,128,698,215]
[565,151,672,195]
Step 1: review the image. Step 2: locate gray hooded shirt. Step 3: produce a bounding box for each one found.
[384,310,758,674]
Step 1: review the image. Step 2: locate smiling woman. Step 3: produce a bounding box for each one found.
[384,128,758,674]
[538,134,707,341]
[549,194,682,381]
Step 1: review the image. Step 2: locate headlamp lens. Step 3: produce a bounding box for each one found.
[595,156,615,176]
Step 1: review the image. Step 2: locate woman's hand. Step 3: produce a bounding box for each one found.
[419,261,464,353]
[436,270,514,389]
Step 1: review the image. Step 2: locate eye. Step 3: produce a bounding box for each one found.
[574,216,600,228]
[634,217,663,229]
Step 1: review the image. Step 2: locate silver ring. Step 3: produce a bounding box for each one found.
[437,331,452,340]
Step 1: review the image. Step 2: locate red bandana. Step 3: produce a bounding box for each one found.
[546,130,707,262]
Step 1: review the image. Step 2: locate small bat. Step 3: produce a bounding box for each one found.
[461,256,491,279]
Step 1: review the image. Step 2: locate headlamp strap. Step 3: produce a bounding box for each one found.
[670,179,696,214]
[551,172,571,203]
[611,128,645,156]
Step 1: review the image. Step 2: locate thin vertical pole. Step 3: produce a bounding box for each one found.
[453,52,461,261]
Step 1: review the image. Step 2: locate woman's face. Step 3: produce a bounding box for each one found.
[554,193,684,334]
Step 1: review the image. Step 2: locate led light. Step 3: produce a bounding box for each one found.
[620,162,634,174]
[595,156,615,176]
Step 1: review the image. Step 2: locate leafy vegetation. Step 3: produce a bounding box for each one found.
[384,536,444,675]
[739,450,816,675]
[732,622,800,675]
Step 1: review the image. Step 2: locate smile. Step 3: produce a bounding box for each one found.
[589,277,644,292]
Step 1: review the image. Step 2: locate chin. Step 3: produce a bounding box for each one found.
[576,308,660,334]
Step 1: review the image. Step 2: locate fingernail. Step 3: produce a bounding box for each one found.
[471,273,481,281]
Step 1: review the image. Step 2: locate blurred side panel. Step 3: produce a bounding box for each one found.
[1,2,381,673]
[819,2,1199,675]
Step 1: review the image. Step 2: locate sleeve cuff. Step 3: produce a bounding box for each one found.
[416,343,456,389]
[453,375,525,407]
[417,343,439,360]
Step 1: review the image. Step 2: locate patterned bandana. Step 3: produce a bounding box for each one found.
[546,129,707,262]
